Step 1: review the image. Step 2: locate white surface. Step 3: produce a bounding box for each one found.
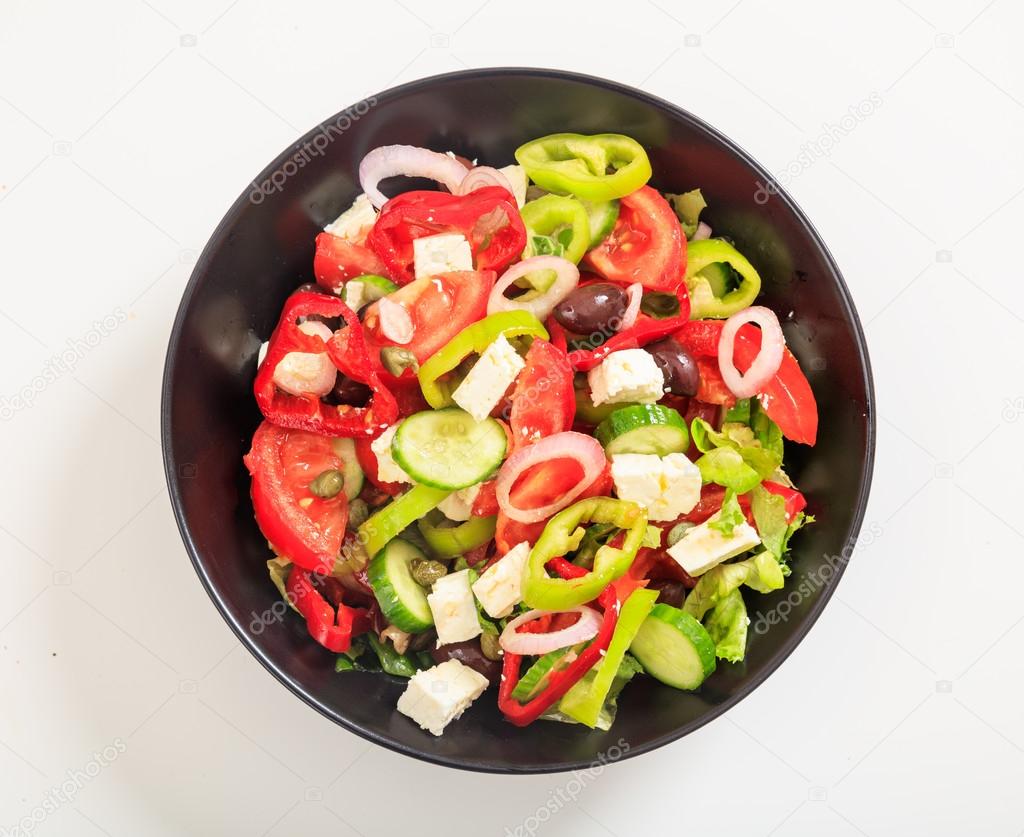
[0,1,1021,835]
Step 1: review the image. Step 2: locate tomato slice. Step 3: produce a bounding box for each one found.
[694,357,736,407]
[508,339,576,450]
[244,421,349,572]
[353,436,404,497]
[583,185,684,291]
[313,232,389,294]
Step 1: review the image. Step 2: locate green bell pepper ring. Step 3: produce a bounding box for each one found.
[358,484,451,558]
[416,509,497,558]
[684,238,762,319]
[522,497,648,610]
[515,133,652,202]
[520,195,591,264]
[417,310,548,408]
[558,586,658,727]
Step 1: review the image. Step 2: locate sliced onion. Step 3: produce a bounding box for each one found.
[693,221,712,240]
[496,432,606,523]
[457,165,514,196]
[718,305,785,398]
[620,283,643,331]
[377,297,414,345]
[500,606,601,655]
[487,256,580,322]
[272,321,336,397]
[359,145,469,209]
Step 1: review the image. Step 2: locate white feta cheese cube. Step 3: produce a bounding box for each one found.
[588,349,665,406]
[472,541,530,618]
[611,453,702,522]
[369,423,411,484]
[499,164,528,208]
[428,569,482,646]
[413,233,473,280]
[451,333,525,422]
[666,511,761,577]
[395,659,489,736]
[324,193,377,240]
[342,279,366,310]
[437,483,482,522]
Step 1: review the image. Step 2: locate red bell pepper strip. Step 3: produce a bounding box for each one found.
[366,187,526,285]
[313,232,389,294]
[254,290,398,437]
[286,566,371,654]
[675,319,818,445]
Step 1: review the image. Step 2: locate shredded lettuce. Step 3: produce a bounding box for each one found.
[691,418,782,481]
[542,654,643,731]
[709,491,745,537]
[683,551,785,621]
[666,189,707,238]
[695,447,762,493]
[704,588,749,663]
[750,485,789,559]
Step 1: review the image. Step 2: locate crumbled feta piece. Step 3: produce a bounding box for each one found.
[498,164,528,208]
[413,233,473,280]
[428,569,482,646]
[587,349,665,406]
[369,423,411,485]
[472,541,530,618]
[324,193,377,240]
[437,484,482,522]
[342,280,365,310]
[271,321,336,397]
[396,659,489,736]
[611,453,702,521]
[452,334,525,422]
[666,511,761,577]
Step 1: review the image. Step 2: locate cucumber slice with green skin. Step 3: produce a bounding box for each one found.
[355,274,399,299]
[582,199,620,247]
[392,408,507,490]
[511,645,581,702]
[329,438,364,501]
[630,604,716,690]
[596,404,689,455]
[367,538,434,633]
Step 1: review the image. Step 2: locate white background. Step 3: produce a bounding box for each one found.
[1,1,1021,835]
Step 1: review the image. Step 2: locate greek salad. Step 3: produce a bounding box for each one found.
[244,133,818,736]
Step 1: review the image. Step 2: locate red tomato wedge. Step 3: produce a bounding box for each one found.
[508,339,576,450]
[313,232,389,294]
[675,320,818,445]
[353,436,404,497]
[583,185,684,291]
[244,421,349,572]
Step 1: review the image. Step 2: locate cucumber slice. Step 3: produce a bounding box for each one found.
[356,274,399,299]
[329,438,364,501]
[581,199,620,246]
[367,538,434,632]
[392,408,507,490]
[595,404,689,455]
[630,604,716,690]
[511,645,580,702]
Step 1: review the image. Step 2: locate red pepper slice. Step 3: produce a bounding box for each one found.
[254,290,397,437]
[286,566,371,653]
[508,338,576,450]
[366,187,526,285]
[313,232,389,294]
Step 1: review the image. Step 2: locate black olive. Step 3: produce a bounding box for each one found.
[645,338,700,397]
[553,283,628,336]
[430,639,501,685]
[648,580,687,608]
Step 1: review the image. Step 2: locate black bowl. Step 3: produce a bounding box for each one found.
[162,68,874,773]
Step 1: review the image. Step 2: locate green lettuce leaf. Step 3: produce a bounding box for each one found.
[750,485,789,559]
[682,551,785,621]
[691,418,782,480]
[541,653,643,731]
[695,447,762,494]
[704,588,749,663]
[709,491,745,537]
[666,189,707,238]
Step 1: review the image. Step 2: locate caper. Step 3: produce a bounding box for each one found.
[309,468,344,499]
[347,498,369,529]
[380,346,419,377]
[479,631,503,661]
[410,558,448,588]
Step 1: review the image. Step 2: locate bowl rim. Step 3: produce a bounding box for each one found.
[161,66,876,774]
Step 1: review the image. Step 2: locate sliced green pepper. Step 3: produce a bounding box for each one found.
[520,195,591,264]
[417,310,548,408]
[515,133,652,202]
[559,587,658,727]
[417,509,497,558]
[522,497,647,610]
[358,484,451,558]
[684,238,762,318]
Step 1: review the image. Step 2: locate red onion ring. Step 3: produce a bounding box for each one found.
[718,305,785,398]
[499,606,601,655]
[377,298,413,344]
[693,221,712,240]
[495,432,606,523]
[359,145,469,208]
[487,256,580,321]
[620,283,643,331]
[457,165,514,197]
